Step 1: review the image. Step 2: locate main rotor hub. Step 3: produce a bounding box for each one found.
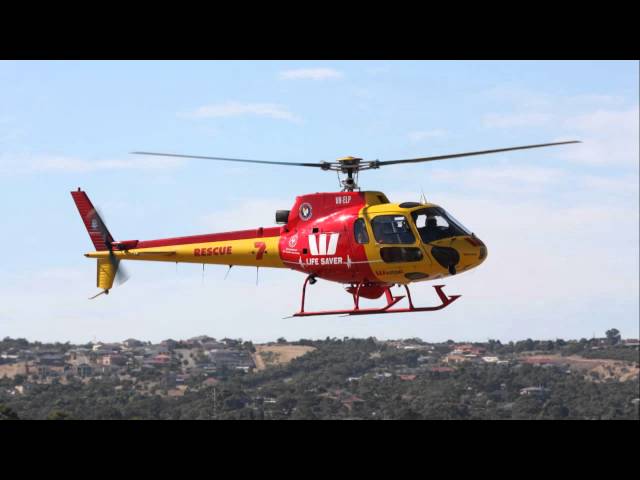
[337,156,362,168]
[336,156,364,191]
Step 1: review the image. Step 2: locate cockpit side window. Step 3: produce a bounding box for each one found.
[412,207,470,243]
[371,215,415,244]
[353,218,369,244]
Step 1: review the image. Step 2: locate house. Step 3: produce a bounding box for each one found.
[202,341,226,350]
[167,385,187,397]
[0,361,33,378]
[150,353,172,366]
[401,344,428,351]
[102,354,127,366]
[160,339,178,350]
[203,377,219,387]
[452,344,486,356]
[520,386,550,397]
[36,354,66,378]
[66,350,92,366]
[482,356,500,363]
[209,349,254,370]
[187,335,216,346]
[92,343,121,353]
[444,354,470,364]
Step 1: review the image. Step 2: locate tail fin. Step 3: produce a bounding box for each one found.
[71,188,113,251]
[71,188,127,298]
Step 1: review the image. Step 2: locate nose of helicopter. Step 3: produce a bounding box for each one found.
[459,235,488,273]
[470,236,488,265]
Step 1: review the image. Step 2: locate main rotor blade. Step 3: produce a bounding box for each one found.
[377,141,581,166]
[131,151,326,168]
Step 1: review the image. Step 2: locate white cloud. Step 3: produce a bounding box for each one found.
[484,85,554,110]
[0,154,185,175]
[560,107,639,166]
[483,112,554,128]
[408,129,447,142]
[482,84,639,168]
[429,165,567,193]
[484,86,625,110]
[563,107,638,131]
[279,68,343,81]
[580,174,639,194]
[566,93,627,107]
[183,101,300,123]
[199,197,289,232]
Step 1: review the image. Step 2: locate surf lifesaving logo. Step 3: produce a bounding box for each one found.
[308,233,339,256]
[288,233,298,248]
[299,202,313,221]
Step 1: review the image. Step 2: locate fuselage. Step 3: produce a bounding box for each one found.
[85,191,487,290]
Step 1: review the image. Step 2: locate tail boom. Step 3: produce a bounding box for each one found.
[85,229,284,268]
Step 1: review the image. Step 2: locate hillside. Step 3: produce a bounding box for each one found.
[1,334,638,420]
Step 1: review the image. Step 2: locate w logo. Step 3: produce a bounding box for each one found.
[308,233,339,256]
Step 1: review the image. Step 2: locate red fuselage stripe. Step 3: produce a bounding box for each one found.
[135,227,282,249]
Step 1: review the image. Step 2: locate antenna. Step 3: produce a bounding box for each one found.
[224,265,232,280]
[419,187,427,204]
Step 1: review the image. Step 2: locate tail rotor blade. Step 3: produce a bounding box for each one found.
[116,263,130,286]
[108,249,130,286]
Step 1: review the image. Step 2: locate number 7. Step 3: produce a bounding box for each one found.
[254,241,266,260]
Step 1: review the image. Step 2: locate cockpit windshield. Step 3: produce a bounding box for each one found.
[411,207,472,243]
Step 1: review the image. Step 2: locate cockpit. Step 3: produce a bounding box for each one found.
[357,204,484,273]
[367,207,472,245]
[411,207,471,243]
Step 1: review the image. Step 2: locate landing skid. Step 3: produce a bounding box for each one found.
[292,276,460,317]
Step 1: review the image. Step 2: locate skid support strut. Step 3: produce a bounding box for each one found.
[293,277,460,317]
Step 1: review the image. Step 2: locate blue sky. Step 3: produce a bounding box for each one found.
[0,60,638,343]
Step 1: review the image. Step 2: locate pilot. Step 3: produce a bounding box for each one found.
[421,217,439,243]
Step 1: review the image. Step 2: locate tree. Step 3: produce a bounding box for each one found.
[0,404,20,420]
[605,329,621,345]
[47,410,73,420]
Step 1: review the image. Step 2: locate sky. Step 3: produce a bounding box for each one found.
[0,60,638,344]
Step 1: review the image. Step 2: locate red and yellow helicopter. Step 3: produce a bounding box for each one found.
[72,141,578,316]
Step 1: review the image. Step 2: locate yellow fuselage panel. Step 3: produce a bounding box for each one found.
[359,202,485,284]
[87,236,285,268]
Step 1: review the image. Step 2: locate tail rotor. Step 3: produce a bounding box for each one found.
[71,189,130,297]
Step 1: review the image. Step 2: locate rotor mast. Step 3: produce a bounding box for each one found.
[337,156,365,191]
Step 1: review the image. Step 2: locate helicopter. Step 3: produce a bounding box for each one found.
[72,140,579,316]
